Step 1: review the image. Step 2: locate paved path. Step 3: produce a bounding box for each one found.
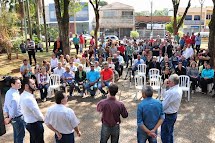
[1,79,215,143]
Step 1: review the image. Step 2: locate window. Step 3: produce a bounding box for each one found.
[206,14,212,20]
[122,11,133,18]
[194,15,200,20]
[50,11,56,19]
[103,11,115,17]
[185,15,192,20]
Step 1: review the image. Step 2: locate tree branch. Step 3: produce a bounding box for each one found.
[177,0,191,29]
[89,0,95,10]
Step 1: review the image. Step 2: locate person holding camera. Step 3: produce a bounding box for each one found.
[26,38,37,65]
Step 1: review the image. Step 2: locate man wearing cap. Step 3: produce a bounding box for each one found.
[85,63,100,97]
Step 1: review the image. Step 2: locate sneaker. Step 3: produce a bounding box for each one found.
[42,98,46,102]
[196,87,201,92]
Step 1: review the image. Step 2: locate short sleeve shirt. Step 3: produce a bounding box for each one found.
[101,68,113,81]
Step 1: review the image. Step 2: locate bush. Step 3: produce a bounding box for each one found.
[130,31,139,38]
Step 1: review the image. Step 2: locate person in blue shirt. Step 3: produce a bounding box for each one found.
[3,77,25,143]
[137,86,164,143]
[85,63,100,97]
[73,34,80,55]
[62,66,75,96]
[179,37,185,49]
[200,63,214,94]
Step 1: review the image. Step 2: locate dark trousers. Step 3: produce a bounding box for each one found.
[200,78,213,93]
[196,45,200,54]
[55,132,74,143]
[11,116,25,143]
[161,113,177,143]
[68,82,85,95]
[126,55,132,68]
[38,84,49,99]
[26,121,44,143]
[28,51,36,65]
[100,124,120,143]
[190,77,199,90]
[75,44,79,55]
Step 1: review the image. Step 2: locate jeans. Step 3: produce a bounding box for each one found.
[137,127,157,143]
[28,51,36,65]
[55,132,74,143]
[11,116,25,143]
[98,81,110,95]
[161,113,177,143]
[80,44,84,53]
[26,121,44,143]
[38,84,49,99]
[132,66,138,76]
[84,82,98,96]
[100,124,120,143]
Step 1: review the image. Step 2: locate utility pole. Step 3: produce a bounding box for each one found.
[150,0,153,38]
[22,0,27,43]
[199,0,205,32]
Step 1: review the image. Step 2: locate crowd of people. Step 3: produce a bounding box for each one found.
[3,31,215,143]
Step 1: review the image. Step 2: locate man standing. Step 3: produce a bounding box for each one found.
[195,33,201,54]
[20,77,45,143]
[3,77,25,143]
[161,74,182,143]
[137,86,164,143]
[97,84,128,143]
[53,37,63,57]
[73,34,80,55]
[26,38,36,65]
[79,33,85,53]
[45,91,81,143]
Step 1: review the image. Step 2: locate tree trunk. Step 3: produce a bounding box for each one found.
[26,0,32,39]
[208,1,215,67]
[94,11,99,48]
[42,0,48,52]
[54,0,70,55]
[35,0,41,40]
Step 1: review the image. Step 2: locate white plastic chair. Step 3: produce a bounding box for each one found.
[48,74,61,98]
[149,68,160,76]
[179,75,190,101]
[137,64,147,77]
[149,75,161,99]
[134,75,146,100]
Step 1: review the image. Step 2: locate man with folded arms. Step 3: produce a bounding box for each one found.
[45,91,81,143]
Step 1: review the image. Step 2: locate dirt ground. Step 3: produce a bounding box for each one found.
[1,78,215,143]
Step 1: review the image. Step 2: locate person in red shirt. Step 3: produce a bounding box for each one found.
[117,42,126,61]
[98,62,113,97]
[79,33,85,53]
[191,32,196,49]
[185,32,192,45]
[90,36,95,46]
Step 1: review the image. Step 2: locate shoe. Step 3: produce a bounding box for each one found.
[196,87,201,92]
[42,98,46,102]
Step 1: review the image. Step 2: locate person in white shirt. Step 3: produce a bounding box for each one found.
[132,54,144,77]
[20,77,44,143]
[69,60,78,72]
[182,44,194,60]
[161,74,182,143]
[3,77,25,143]
[54,62,66,78]
[45,91,81,143]
[117,51,124,76]
[50,54,58,72]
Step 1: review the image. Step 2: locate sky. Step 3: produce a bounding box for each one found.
[45,0,214,12]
